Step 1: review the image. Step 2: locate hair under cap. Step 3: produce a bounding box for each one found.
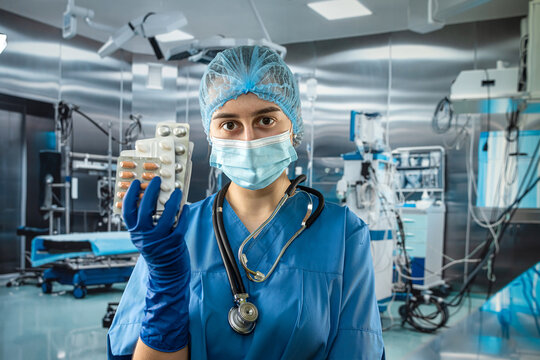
[199,45,303,144]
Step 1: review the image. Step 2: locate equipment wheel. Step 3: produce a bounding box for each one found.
[42,281,53,294]
[73,286,88,299]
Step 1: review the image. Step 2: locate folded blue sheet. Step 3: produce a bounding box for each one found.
[31,232,136,267]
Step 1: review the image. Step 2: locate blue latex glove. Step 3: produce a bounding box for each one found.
[123,177,190,352]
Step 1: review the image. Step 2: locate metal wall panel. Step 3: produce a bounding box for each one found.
[283,17,533,290]
[132,54,178,126]
[175,62,213,202]
[287,35,391,192]
[389,23,477,285]
[0,9,132,237]
[0,105,23,273]
[0,10,61,103]
[0,7,535,288]
[130,55,212,203]
[171,18,532,290]
[61,40,131,153]
[57,39,131,228]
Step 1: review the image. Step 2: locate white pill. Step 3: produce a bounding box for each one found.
[160,184,171,192]
[158,126,171,137]
[175,181,183,189]
[159,140,172,151]
[159,194,169,205]
[175,145,186,155]
[160,155,172,164]
[136,143,148,153]
[173,127,187,137]
[160,169,172,178]
[175,163,184,173]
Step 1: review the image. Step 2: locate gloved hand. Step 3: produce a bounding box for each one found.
[123,176,190,352]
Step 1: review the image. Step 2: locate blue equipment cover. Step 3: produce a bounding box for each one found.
[31,231,136,267]
[477,130,540,208]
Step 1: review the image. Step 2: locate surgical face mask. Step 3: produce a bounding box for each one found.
[210,130,298,190]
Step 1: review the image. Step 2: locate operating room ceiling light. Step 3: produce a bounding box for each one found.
[308,0,372,20]
[155,29,194,42]
[0,33,7,54]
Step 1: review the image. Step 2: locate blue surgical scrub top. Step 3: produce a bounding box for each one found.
[108,191,384,359]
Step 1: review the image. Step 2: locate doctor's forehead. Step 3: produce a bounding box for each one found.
[212,93,285,119]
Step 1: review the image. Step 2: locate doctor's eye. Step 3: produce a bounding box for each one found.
[222,121,238,131]
[258,117,275,126]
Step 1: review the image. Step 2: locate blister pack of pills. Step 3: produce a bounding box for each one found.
[154,122,193,210]
[113,122,193,218]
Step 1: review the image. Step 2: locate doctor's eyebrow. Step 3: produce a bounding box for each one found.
[251,106,282,116]
[212,106,282,120]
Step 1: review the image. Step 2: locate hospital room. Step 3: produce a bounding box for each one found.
[1,0,539,359]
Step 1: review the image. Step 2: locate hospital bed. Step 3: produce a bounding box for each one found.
[31,231,137,298]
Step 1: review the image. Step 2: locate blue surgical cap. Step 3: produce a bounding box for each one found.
[199,45,303,144]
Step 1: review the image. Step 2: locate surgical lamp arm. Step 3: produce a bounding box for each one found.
[65,0,94,20]
[98,12,187,58]
[163,36,287,63]
[98,23,136,57]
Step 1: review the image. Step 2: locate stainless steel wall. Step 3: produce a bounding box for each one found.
[172,17,537,291]
[283,17,539,290]
[0,13,61,102]
[0,8,536,287]
[175,63,210,202]
[0,9,132,272]
[60,35,132,220]
[129,55,214,202]
[132,54,178,126]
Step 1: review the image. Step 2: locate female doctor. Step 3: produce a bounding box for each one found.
[108,45,384,360]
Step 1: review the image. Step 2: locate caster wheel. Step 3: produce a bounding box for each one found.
[42,281,53,294]
[73,286,87,299]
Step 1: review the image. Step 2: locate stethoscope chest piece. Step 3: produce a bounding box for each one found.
[228,300,258,335]
[213,175,324,336]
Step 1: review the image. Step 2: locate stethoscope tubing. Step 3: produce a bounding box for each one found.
[213,175,325,300]
[212,181,246,295]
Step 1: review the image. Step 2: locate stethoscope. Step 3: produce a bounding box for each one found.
[212,174,325,335]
